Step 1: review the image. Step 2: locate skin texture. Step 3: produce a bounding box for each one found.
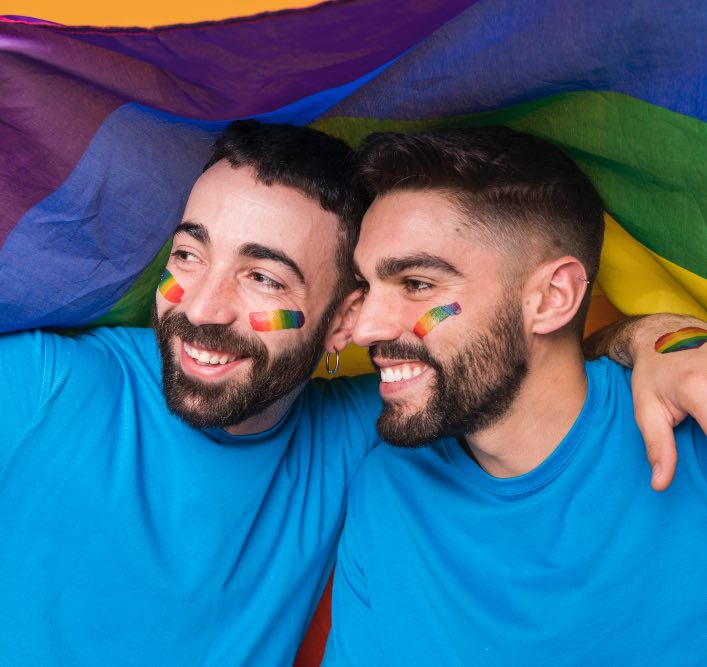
[352,190,592,477]
[155,160,353,435]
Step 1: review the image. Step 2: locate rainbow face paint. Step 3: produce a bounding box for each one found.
[413,303,461,338]
[654,327,707,354]
[158,269,184,303]
[250,310,305,332]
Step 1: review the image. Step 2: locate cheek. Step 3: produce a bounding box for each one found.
[412,302,462,339]
[249,309,305,333]
[157,268,185,304]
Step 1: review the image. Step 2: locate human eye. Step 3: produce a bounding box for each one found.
[170,249,200,266]
[249,271,285,291]
[403,278,433,294]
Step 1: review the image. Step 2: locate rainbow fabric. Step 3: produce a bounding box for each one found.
[158,269,184,304]
[0,1,704,334]
[250,310,305,332]
[654,327,707,354]
[413,303,462,338]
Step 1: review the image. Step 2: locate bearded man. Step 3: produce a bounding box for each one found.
[325,126,707,666]
[0,121,702,665]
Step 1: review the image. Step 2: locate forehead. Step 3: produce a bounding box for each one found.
[355,190,475,268]
[183,160,340,257]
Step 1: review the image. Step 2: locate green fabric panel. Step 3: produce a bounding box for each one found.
[315,91,706,279]
[91,240,172,328]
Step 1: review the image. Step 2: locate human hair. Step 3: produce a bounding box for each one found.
[356,126,605,336]
[205,120,368,305]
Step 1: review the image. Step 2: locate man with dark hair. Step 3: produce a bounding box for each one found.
[0,120,701,665]
[0,121,378,666]
[324,127,707,665]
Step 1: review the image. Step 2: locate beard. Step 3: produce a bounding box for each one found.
[154,307,332,430]
[372,298,528,447]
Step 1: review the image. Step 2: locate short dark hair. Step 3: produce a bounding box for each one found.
[205,120,368,304]
[356,126,605,336]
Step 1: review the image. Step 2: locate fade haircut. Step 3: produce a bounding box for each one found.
[356,126,605,336]
[204,119,369,305]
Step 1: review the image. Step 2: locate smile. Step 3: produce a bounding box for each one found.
[183,341,242,366]
[378,362,430,384]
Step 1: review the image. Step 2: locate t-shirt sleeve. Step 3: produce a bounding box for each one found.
[0,331,58,468]
[323,478,387,666]
[320,373,383,481]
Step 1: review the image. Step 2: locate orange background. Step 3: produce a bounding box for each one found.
[3,1,321,27]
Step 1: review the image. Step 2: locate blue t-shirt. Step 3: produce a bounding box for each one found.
[325,359,707,666]
[0,328,381,666]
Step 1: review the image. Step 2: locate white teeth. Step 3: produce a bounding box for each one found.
[380,363,427,383]
[184,342,237,366]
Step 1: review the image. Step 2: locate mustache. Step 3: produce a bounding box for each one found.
[368,340,438,369]
[156,311,266,359]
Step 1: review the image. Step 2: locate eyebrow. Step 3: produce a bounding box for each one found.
[363,253,462,280]
[174,221,209,245]
[239,242,306,285]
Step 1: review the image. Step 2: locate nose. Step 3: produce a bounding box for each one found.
[352,289,404,349]
[181,269,242,327]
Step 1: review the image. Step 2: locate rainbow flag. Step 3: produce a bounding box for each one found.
[0,0,705,334]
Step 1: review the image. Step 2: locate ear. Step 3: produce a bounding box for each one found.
[523,256,589,336]
[323,288,365,354]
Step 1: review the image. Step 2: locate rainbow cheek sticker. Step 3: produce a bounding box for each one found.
[413,303,462,338]
[654,327,707,354]
[249,310,305,332]
[158,269,184,303]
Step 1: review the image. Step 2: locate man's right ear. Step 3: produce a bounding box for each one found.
[324,288,365,354]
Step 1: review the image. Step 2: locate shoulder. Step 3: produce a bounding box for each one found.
[586,356,628,386]
[2,327,160,386]
[304,374,382,421]
[349,439,450,504]
[585,356,634,407]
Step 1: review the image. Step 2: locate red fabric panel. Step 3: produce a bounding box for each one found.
[294,575,333,667]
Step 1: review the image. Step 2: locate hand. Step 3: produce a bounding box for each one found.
[627,315,707,491]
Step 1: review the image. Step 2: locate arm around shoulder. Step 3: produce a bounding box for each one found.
[585,313,707,491]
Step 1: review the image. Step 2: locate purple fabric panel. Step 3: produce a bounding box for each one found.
[61,0,472,106]
[0,0,472,245]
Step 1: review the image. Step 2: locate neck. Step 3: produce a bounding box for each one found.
[223,381,306,436]
[464,337,587,478]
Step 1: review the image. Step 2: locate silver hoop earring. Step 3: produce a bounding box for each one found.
[325,351,340,376]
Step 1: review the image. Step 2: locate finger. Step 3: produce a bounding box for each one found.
[634,404,678,492]
[675,371,707,434]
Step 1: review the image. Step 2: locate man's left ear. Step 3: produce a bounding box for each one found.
[323,288,365,354]
[523,256,590,335]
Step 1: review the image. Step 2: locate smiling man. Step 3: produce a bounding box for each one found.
[0,121,381,666]
[0,120,703,666]
[324,127,707,666]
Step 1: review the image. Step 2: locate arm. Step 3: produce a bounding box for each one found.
[322,491,387,666]
[0,330,60,473]
[584,313,707,491]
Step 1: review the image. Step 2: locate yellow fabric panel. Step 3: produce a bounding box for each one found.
[5,1,322,27]
[313,344,373,379]
[599,214,707,318]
